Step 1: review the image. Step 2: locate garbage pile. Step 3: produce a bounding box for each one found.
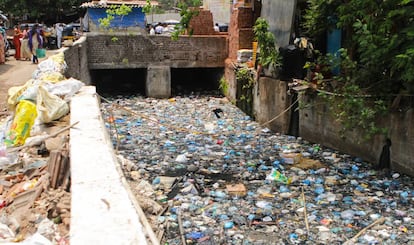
[0,52,83,244]
[102,95,414,244]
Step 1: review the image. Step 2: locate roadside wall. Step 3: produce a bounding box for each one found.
[63,37,91,84]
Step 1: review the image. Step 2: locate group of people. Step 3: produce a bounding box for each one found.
[0,22,7,64]
[0,23,64,65]
[149,24,164,35]
[12,24,44,64]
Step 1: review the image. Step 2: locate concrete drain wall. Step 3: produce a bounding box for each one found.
[70,86,148,244]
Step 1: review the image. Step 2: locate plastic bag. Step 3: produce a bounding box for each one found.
[44,78,84,101]
[7,79,36,111]
[266,168,292,184]
[36,86,69,123]
[50,52,65,65]
[5,100,38,147]
[33,53,67,80]
[13,80,46,104]
[38,71,65,83]
[36,48,46,58]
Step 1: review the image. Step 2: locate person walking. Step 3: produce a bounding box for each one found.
[56,23,63,49]
[0,33,5,64]
[20,25,31,61]
[13,25,23,60]
[0,23,6,64]
[28,24,43,64]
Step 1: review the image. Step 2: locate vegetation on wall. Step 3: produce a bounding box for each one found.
[142,0,164,15]
[171,0,201,40]
[253,18,282,72]
[235,67,255,118]
[219,76,229,96]
[303,0,414,140]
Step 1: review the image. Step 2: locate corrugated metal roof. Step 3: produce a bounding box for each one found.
[81,0,159,8]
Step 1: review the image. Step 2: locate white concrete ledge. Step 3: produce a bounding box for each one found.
[69,86,147,244]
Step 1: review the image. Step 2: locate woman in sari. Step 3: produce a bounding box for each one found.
[0,34,5,64]
[20,25,31,61]
[28,24,43,64]
[13,26,23,60]
[0,23,5,64]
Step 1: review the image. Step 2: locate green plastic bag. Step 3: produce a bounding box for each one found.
[36,48,46,58]
[266,168,292,184]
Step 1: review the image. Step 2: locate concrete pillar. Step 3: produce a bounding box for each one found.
[146,66,171,98]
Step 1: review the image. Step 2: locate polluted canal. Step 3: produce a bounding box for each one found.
[99,87,414,244]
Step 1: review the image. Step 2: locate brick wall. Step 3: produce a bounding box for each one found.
[228,7,254,60]
[85,33,228,69]
[189,9,215,35]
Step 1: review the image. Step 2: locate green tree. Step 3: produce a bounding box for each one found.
[0,0,87,23]
[99,4,132,30]
[253,18,281,70]
[303,0,414,139]
[304,0,414,94]
[171,0,201,40]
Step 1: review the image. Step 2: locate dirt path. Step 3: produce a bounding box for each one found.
[0,51,58,115]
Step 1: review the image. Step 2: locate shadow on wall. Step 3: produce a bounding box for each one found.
[90,69,147,96]
[171,68,224,96]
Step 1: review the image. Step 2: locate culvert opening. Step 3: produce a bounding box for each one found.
[171,68,223,96]
[91,68,224,97]
[91,69,147,96]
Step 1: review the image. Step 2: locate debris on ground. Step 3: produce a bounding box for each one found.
[0,52,83,244]
[102,95,414,245]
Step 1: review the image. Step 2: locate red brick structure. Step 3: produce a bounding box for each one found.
[228,7,255,60]
[188,9,215,35]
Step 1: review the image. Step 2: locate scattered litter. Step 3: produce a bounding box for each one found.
[101,95,414,244]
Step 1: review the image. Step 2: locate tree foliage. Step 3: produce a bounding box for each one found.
[0,0,87,23]
[253,18,281,69]
[171,0,201,40]
[304,0,414,94]
[303,0,414,139]
[98,4,132,31]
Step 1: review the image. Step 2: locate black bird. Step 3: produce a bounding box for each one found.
[213,108,224,118]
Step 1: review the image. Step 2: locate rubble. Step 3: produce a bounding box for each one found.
[0,52,82,244]
[102,95,414,244]
[0,116,72,244]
